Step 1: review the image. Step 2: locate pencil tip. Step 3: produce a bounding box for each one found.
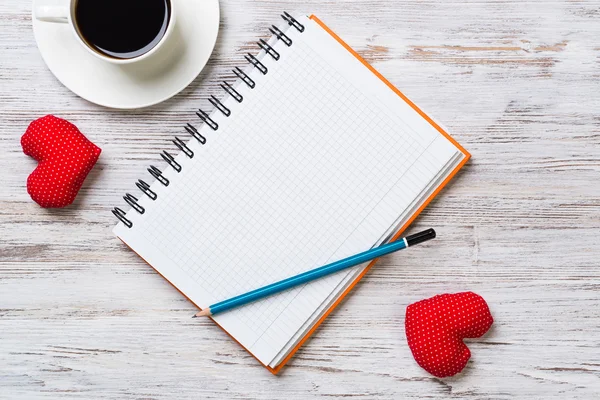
[193,308,212,317]
[192,315,197,318]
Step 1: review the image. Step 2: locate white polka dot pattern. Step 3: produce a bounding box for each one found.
[21,115,101,208]
[405,292,493,378]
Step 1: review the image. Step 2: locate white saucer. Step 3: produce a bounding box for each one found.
[32,0,220,109]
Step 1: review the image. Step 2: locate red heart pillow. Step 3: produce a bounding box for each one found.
[405,292,493,378]
[21,115,101,208]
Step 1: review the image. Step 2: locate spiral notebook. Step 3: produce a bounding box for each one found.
[112,13,470,374]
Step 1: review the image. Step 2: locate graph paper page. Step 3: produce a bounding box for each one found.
[114,16,461,366]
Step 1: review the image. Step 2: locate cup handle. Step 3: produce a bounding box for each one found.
[35,5,69,23]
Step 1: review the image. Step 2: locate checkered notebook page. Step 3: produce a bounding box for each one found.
[114,16,461,366]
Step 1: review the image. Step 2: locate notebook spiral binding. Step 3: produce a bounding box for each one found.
[112,12,304,228]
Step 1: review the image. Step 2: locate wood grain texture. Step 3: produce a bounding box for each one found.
[1,0,600,398]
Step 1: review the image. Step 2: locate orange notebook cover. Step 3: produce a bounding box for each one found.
[115,13,470,376]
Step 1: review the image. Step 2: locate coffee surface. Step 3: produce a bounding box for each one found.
[75,0,170,59]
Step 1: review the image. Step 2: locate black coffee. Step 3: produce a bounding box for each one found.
[75,0,171,59]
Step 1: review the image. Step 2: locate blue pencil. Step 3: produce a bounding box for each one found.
[194,229,436,317]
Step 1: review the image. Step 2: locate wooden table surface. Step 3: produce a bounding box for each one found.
[2,0,599,398]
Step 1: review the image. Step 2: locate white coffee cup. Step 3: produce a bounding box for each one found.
[34,0,176,65]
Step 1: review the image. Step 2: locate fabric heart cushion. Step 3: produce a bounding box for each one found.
[405,292,493,378]
[21,115,101,208]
